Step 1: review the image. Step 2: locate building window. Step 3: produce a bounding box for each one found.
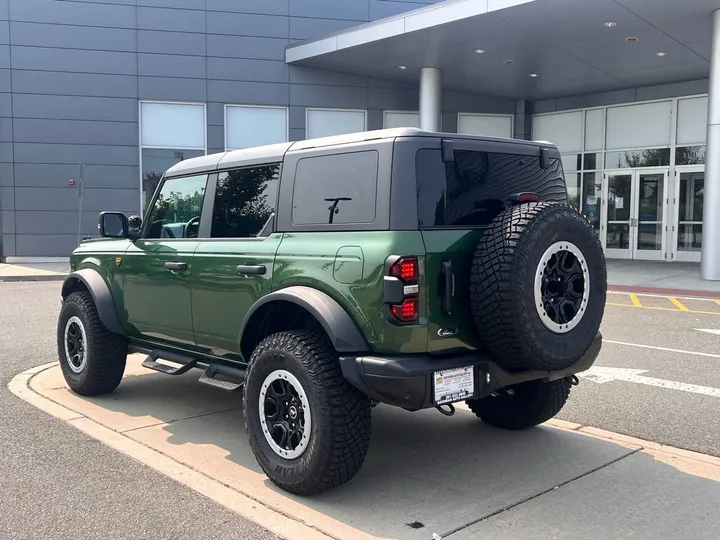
[532,111,583,153]
[306,108,366,139]
[225,106,287,150]
[384,111,420,129]
[605,101,672,150]
[457,113,513,139]
[291,151,378,225]
[210,165,280,238]
[140,101,206,212]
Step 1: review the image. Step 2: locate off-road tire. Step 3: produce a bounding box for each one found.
[470,202,606,371]
[244,329,372,495]
[57,291,127,396]
[465,378,572,430]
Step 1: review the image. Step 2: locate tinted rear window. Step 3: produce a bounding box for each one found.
[416,149,566,228]
[292,150,379,225]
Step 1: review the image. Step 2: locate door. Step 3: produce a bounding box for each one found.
[602,169,668,260]
[603,171,633,260]
[671,168,704,263]
[191,164,282,361]
[121,173,209,347]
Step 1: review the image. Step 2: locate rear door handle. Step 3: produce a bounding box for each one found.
[164,261,188,271]
[440,260,453,315]
[237,265,267,275]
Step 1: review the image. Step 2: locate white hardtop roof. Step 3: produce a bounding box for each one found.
[164,128,555,177]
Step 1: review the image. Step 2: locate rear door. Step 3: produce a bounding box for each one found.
[191,164,282,361]
[416,140,567,353]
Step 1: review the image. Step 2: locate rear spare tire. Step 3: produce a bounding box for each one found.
[470,202,606,371]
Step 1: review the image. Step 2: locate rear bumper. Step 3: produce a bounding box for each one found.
[339,332,602,411]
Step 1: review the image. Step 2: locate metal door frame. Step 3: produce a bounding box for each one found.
[602,169,669,261]
[670,166,704,263]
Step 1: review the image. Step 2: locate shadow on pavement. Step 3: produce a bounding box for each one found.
[36,360,720,540]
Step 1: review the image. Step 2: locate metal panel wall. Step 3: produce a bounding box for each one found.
[0,0,506,258]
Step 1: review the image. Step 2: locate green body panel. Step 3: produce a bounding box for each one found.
[274,231,429,355]
[70,238,132,315]
[121,239,199,346]
[421,229,485,353]
[191,233,282,359]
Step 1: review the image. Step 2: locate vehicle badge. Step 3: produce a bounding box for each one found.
[115,257,122,268]
[437,326,458,338]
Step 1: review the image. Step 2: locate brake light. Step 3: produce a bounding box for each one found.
[391,298,418,323]
[390,257,418,283]
[387,256,419,323]
[517,192,540,202]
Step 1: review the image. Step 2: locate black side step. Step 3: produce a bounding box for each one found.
[142,350,197,375]
[198,364,246,392]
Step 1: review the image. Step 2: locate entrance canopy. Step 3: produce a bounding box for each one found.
[286,0,716,101]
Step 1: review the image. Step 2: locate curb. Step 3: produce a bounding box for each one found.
[10,364,720,540]
[8,363,376,540]
[608,284,720,299]
[0,275,67,282]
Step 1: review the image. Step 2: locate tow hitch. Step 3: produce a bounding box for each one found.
[435,403,455,417]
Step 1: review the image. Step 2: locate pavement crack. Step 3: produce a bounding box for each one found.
[438,448,641,539]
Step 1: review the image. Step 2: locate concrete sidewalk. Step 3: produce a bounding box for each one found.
[0,261,70,282]
[10,356,720,540]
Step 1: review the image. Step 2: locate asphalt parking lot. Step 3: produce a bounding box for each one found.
[2,282,720,539]
[559,291,720,457]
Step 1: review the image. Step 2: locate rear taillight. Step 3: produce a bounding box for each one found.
[390,257,418,283]
[391,297,418,323]
[386,256,419,323]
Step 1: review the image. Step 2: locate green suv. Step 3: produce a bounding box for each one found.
[57,128,606,495]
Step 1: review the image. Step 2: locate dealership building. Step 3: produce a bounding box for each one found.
[0,0,719,278]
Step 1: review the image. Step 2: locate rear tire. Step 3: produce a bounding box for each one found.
[57,291,127,396]
[465,378,572,430]
[244,329,371,495]
[470,202,606,371]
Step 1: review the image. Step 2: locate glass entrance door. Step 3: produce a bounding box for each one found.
[603,172,633,259]
[602,169,668,260]
[672,168,704,263]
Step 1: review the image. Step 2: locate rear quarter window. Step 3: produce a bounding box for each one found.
[291,150,379,225]
[416,148,567,228]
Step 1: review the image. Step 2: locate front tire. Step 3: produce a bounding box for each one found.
[465,378,572,430]
[57,291,127,396]
[244,329,371,496]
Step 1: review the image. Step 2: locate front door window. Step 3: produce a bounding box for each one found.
[145,174,208,239]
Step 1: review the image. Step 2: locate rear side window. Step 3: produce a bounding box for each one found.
[210,164,280,238]
[416,149,566,228]
[291,151,379,225]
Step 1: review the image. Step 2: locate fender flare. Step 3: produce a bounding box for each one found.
[61,269,124,335]
[240,286,369,355]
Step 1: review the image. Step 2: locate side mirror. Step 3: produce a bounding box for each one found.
[98,212,129,238]
[127,215,143,240]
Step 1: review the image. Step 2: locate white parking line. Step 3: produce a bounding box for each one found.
[604,340,720,359]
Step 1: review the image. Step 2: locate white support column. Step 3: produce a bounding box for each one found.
[702,9,720,280]
[419,67,442,132]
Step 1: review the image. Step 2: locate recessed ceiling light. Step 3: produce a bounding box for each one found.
[529,73,538,78]
[474,48,485,54]
[656,51,668,57]
[503,59,515,65]
[398,65,407,70]
[626,36,638,42]
[604,21,617,27]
